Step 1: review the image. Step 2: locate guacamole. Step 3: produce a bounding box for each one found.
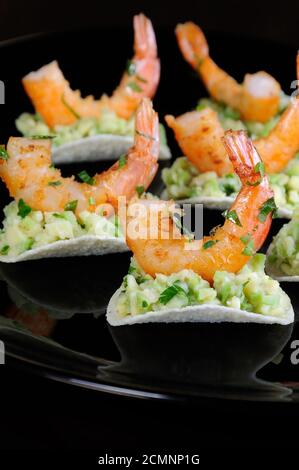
[0,201,123,259]
[16,110,168,147]
[162,154,299,212]
[267,209,299,276]
[116,254,291,319]
[196,93,290,138]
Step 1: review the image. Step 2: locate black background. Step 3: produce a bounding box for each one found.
[0,0,298,46]
[1,0,299,462]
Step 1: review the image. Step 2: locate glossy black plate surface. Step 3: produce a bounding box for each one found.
[0,27,298,403]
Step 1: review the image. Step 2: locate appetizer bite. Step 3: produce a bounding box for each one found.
[107,131,294,325]
[16,14,171,163]
[162,23,299,218]
[0,98,159,262]
[266,209,299,281]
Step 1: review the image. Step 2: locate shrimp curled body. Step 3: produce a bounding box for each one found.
[22,14,160,128]
[176,22,281,123]
[0,98,159,216]
[126,131,274,284]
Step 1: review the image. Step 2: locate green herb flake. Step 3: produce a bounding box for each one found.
[258,197,277,223]
[31,135,56,140]
[136,74,147,83]
[17,199,32,219]
[142,301,148,308]
[159,282,186,305]
[64,200,78,212]
[127,81,142,93]
[203,240,217,250]
[254,162,265,178]
[222,209,242,227]
[53,213,65,219]
[118,154,127,169]
[242,239,255,256]
[61,94,81,119]
[0,146,9,160]
[173,213,194,241]
[128,265,136,274]
[0,245,9,255]
[78,170,95,185]
[136,185,145,197]
[48,180,62,187]
[126,60,136,76]
[88,197,95,206]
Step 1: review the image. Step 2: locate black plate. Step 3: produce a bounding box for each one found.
[0,27,298,403]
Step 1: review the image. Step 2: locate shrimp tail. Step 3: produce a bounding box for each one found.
[222,130,261,185]
[222,130,274,251]
[175,22,209,68]
[134,97,160,159]
[134,13,157,59]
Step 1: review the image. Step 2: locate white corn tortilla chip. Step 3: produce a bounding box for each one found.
[107,288,294,326]
[160,191,292,219]
[52,135,171,164]
[0,235,128,263]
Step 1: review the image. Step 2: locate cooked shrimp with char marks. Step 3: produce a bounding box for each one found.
[22,14,160,128]
[0,98,159,216]
[126,130,274,284]
[166,54,299,176]
[176,22,281,123]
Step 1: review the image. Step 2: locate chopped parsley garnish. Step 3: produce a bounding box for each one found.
[258,197,277,223]
[136,185,145,196]
[127,81,142,92]
[254,162,265,178]
[203,240,218,250]
[128,265,136,274]
[0,146,9,160]
[142,300,149,308]
[118,154,127,169]
[64,200,78,212]
[247,162,265,187]
[48,180,62,187]
[53,213,65,219]
[136,75,147,83]
[0,245,9,255]
[61,94,81,119]
[78,170,95,185]
[135,129,156,141]
[17,199,32,219]
[126,60,136,76]
[31,135,56,140]
[159,282,187,305]
[240,233,255,256]
[222,209,242,227]
[88,197,95,206]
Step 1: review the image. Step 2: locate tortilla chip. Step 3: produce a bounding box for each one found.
[107,288,294,326]
[0,235,128,263]
[52,135,171,164]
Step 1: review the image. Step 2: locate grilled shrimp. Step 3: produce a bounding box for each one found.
[166,55,299,177]
[176,22,281,123]
[126,130,274,284]
[22,14,160,127]
[0,98,159,215]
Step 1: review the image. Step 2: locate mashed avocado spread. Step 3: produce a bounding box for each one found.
[15,110,167,147]
[116,254,291,319]
[267,209,299,276]
[0,201,123,258]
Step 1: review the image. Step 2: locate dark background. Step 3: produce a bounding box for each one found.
[1,0,298,46]
[1,0,299,461]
